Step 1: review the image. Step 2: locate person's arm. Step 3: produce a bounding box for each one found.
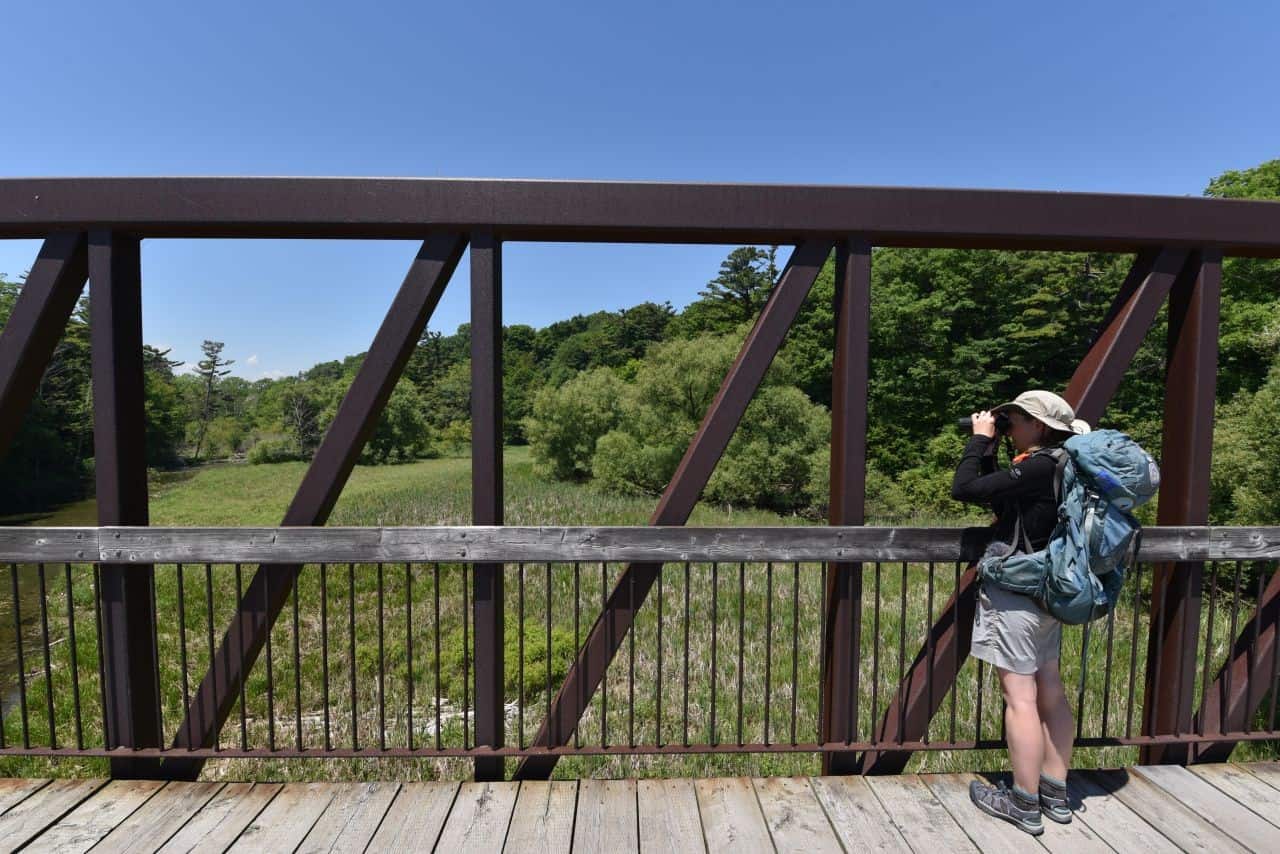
[951,441,1056,504]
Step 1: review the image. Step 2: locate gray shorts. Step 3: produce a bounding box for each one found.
[971,581,1062,675]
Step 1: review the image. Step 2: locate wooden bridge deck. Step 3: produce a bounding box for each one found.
[0,762,1276,852]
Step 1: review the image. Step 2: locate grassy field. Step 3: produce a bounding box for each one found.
[1,446,1275,782]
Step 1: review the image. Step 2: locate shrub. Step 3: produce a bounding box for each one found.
[524,368,627,480]
[248,438,303,465]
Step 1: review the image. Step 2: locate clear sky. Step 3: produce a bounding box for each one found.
[2,0,1276,379]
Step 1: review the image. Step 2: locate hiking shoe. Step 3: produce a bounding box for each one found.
[1039,773,1071,824]
[969,779,1044,836]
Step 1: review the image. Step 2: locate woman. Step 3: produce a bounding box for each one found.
[950,389,1088,836]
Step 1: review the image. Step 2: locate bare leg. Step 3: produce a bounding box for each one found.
[998,667,1042,794]
[1035,661,1074,781]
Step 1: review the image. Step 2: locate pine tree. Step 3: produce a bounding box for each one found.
[192,340,233,463]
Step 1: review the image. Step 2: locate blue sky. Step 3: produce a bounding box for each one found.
[2,0,1276,379]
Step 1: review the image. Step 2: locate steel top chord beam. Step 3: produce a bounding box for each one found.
[2,177,1280,255]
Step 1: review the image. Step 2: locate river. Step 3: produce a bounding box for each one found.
[0,467,202,716]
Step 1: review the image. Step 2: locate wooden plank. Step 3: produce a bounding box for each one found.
[0,779,49,816]
[365,782,458,850]
[504,780,577,852]
[0,779,106,854]
[809,775,909,852]
[156,782,281,854]
[1241,761,1280,792]
[1083,770,1246,852]
[227,782,335,852]
[1188,764,1280,828]
[753,777,842,853]
[637,779,703,854]
[7,524,1273,564]
[92,782,223,853]
[863,774,978,853]
[24,779,163,854]
[1066,771,1182,853]
[435,781,518,850]
[1132,764,1277,851]
[918,774,1046,853]
[694,777,772,853]
[573,779,638,852]
[296,781,399,853]
[926,773,1105,854]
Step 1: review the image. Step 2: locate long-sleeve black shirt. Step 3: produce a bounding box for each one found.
[951,435,1059,552]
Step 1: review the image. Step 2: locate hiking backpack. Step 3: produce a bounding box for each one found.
[976,429,1160,625]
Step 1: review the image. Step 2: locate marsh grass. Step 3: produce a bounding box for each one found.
[1,447,1275,780]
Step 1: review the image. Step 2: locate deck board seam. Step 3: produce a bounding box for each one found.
[802,777,850,854]
[1186,765,1280,829]
[0,779,51,818]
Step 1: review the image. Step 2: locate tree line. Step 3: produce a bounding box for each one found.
[1,160,1276,524]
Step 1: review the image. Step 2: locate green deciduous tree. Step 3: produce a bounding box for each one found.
[524,367,627,480]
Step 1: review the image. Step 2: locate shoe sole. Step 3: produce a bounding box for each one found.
[1042,805,1072,824]
[971,793,1045,836]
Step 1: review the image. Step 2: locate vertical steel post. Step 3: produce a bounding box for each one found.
[822,238,870,773]
[471,229,505,781]
[1141,251,1220,764]
[89,231,163,778]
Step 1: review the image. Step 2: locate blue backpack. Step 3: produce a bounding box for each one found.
[977,429,1160,625]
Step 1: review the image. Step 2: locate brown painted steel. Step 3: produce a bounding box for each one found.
[1066,249,1186,426]
[821,239,871,774]
[2,730,1275,760]
[1141,252,1221,764]
[3,178,1280,255]
[470,230,505,781]
[1192,568,1280,761]
[512,240,834,780]
[0,232,88,458]
[161,233,467,779]
[88,231,163,778]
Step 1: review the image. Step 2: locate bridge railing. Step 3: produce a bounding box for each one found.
[1,525,1275,778]
[5,177,1280,779]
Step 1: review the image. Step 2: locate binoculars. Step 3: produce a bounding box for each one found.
[956,412,1011,434]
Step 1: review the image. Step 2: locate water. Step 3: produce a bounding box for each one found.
[0,468,200,716]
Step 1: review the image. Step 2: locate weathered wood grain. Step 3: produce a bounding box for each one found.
[864,774,978,853]
[92,781,222,853]
[1082,769,1246,853]
[296,781,399,854]
[227,782,334,852]
[4,524,1275,563]
[504,780,577,853]
[753,777,842,853]
[23,779,162,854]
[809,775,910,852]
[695,777,772,853]
[573,779,638,852]
[0,778,49,816]
[365,781,458,850]
[434,781,518,850]
[156,782,280,854]
[0,779,106,854]
[637,778,704,854]
[1132,764,1277,851]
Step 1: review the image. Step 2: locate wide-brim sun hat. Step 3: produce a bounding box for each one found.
[991,390,1091,435]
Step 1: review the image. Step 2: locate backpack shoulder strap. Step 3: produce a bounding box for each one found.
[1032,446,1070,503]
